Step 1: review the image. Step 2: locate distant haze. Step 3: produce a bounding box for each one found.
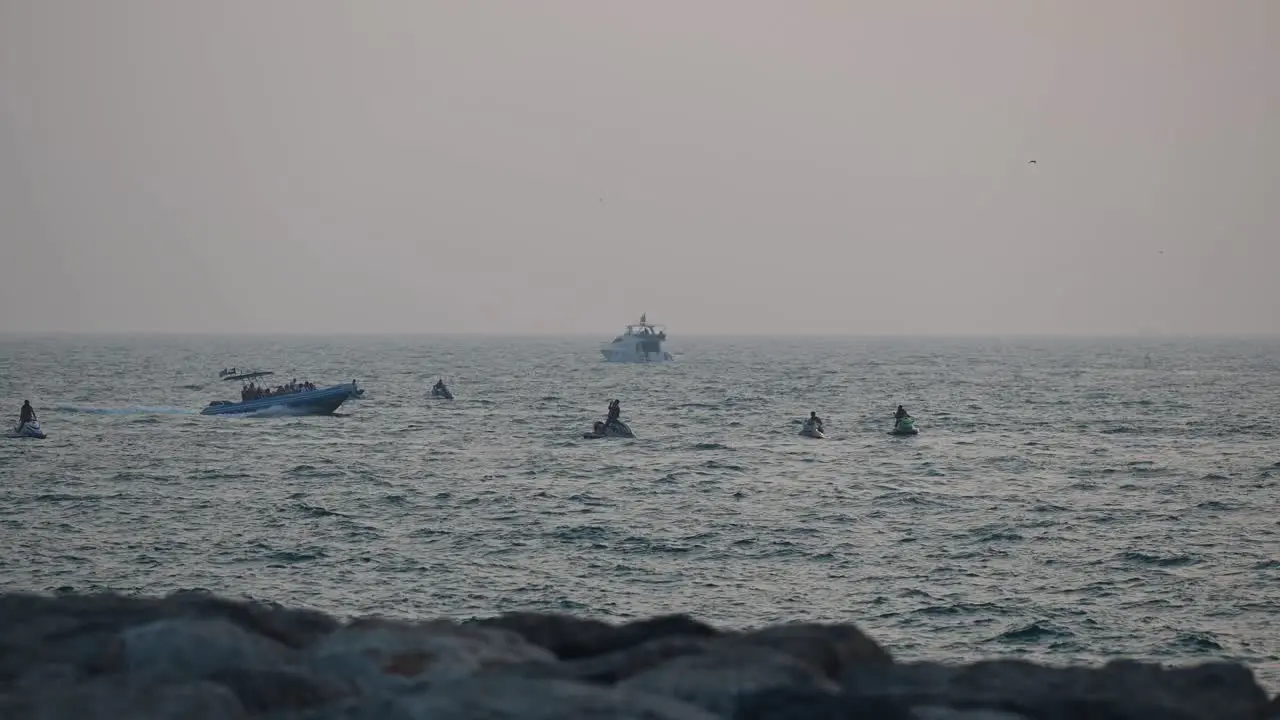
[2,1,1277,336]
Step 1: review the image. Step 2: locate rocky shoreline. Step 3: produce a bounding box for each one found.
[0,590,1275,719]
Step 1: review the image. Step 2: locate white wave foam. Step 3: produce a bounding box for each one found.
[54,405,195,416]
[239,404,320,419]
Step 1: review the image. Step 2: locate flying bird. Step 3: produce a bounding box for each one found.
[1027,160,1037,164]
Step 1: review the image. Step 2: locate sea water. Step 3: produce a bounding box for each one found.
[1,334,1277,687]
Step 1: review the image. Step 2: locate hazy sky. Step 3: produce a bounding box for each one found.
[2,1,1277,335]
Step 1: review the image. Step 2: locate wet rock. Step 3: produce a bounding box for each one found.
[911,709,1031,720]
[0,591,337,687]
[0,591,1270,720]
[733,687,913,719]
[121,618,296,682]
[557,622,892,688]
[209,667,356,714]
[12,663,82,691]
[286,675,717,720]
[621,645,840,717]
[0,590,336,650]
[841,660,1269,720]
[0,598,128,685]
[307,618,556,692]
[561,635,717,683]
[725,622,893,680]
[3,678,246,720]
[161,590,340,649]
[473,612,720,660]
[465,658,586,683]
[732,689,1035,720]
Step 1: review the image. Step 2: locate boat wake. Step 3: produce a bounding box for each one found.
[54,405,196,416]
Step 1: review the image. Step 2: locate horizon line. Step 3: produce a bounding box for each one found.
[1,330,1277,340]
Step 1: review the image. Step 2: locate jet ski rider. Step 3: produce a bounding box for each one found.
[19,400,36,426]
[895,405,909,421]
[607,399,621,427]
[808,411,824,430]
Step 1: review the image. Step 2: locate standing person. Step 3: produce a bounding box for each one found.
[19,400,36,427]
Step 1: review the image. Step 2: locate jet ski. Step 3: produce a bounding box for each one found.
[9,421,46,439]
[890,416,919,436]
[583,419,635,439]
[799,419,826,439]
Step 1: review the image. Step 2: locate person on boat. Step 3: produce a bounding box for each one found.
[807,411,824,430]
[602,399,621,430]
[19,400,36,426]
[895,405,909,421]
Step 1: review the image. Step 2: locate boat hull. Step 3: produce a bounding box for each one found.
[890,418,919,436]
[584,420,635,439]
[600,347,674,363]
[8,421,46,439]
[200,383,356,416]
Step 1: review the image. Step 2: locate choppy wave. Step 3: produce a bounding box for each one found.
[993,621,1075,644]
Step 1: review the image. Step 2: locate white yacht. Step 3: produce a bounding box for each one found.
[600,314,674,363]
